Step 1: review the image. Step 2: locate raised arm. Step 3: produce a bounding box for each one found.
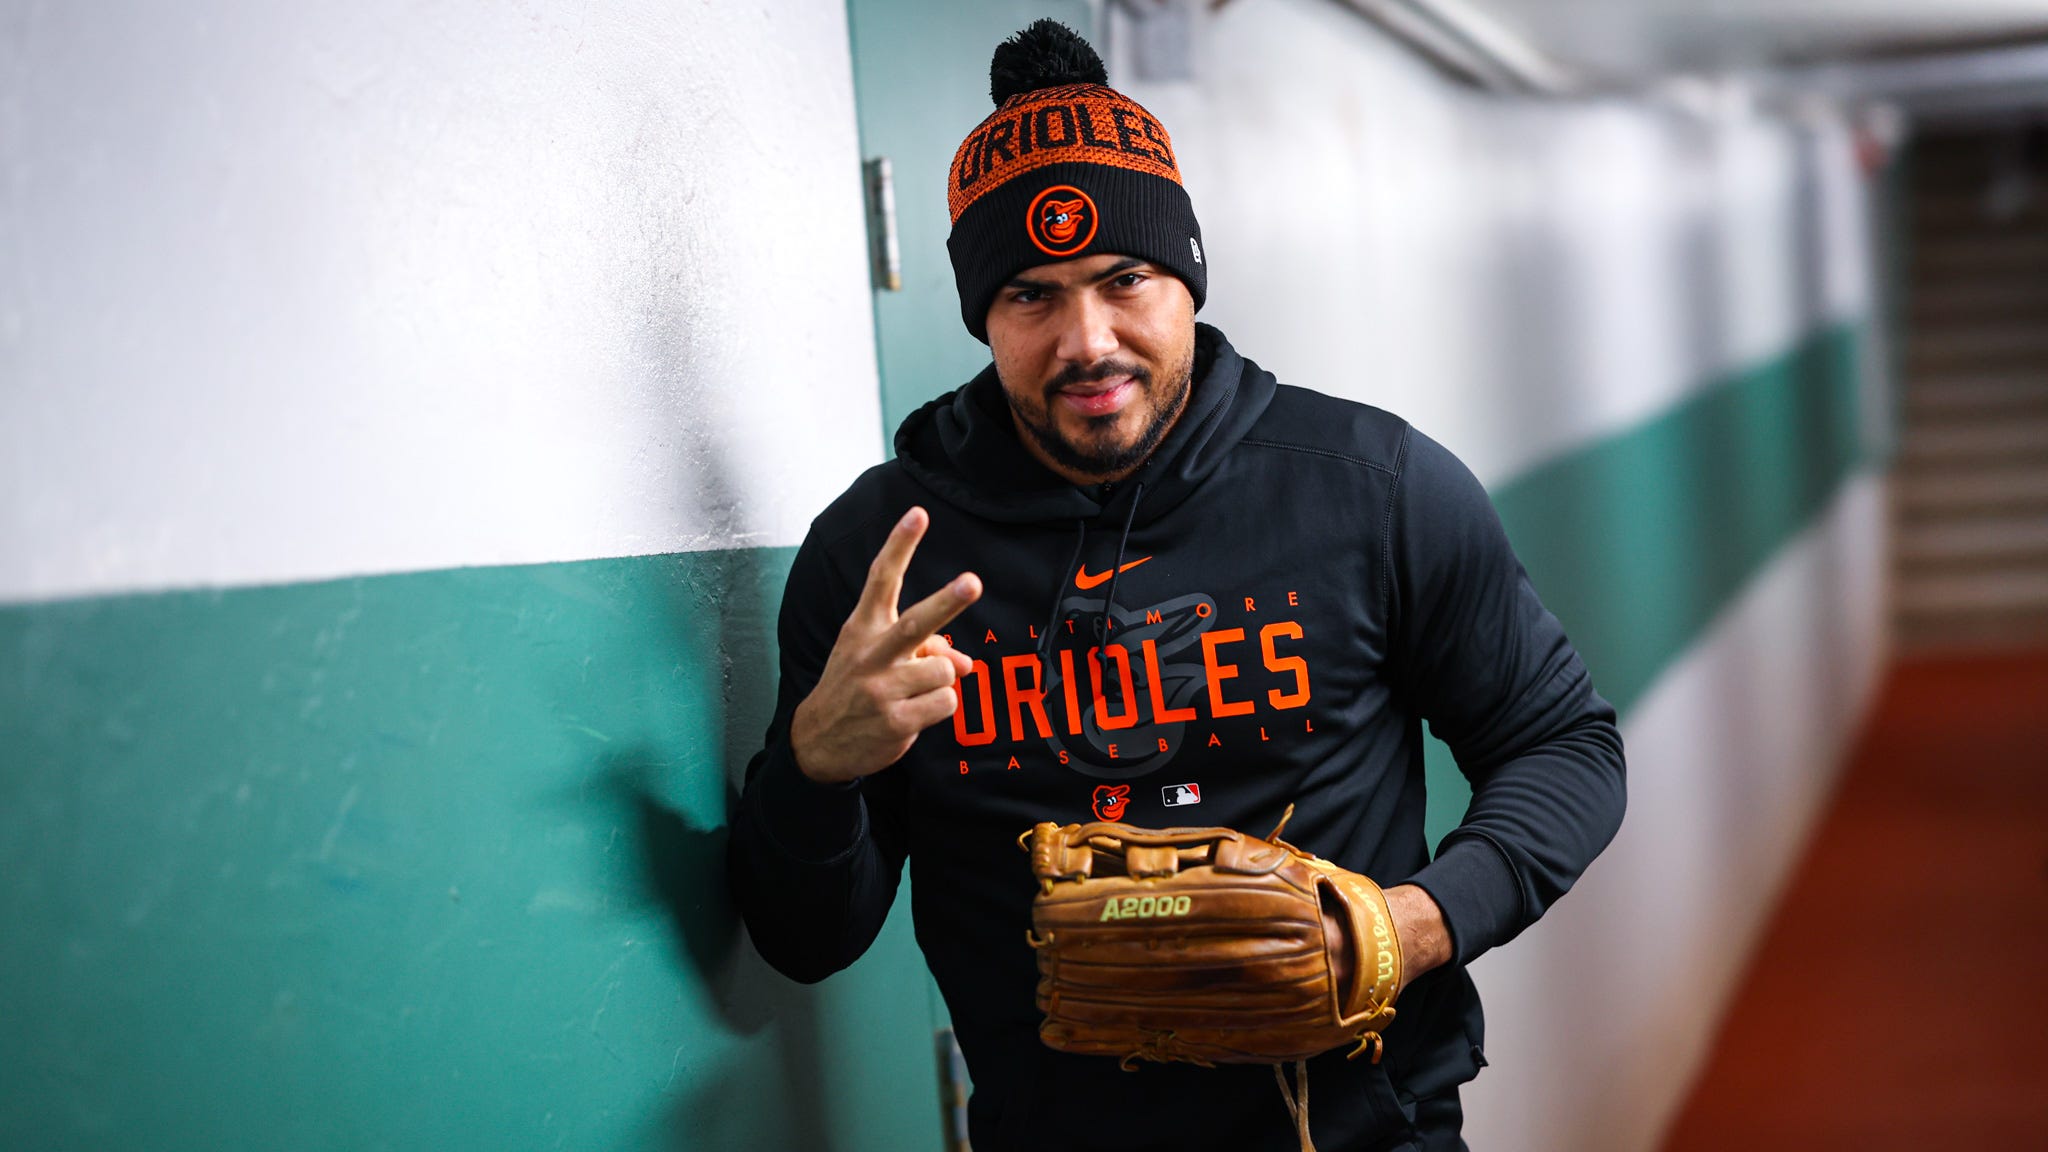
[727,507,982,983]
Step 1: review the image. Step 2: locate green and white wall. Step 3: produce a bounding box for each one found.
[2,3,942,1149]
[2,2,1889,1150]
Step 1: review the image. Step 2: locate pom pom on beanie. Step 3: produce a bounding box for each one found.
[990,19,1109,104]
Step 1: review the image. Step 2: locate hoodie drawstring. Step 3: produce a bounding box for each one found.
[1094,481,1146,645]
[1037,520,1089,661]
[1035,481,1148,685]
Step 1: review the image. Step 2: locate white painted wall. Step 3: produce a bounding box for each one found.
[0,0,881,605]
[1115,0,1872,489]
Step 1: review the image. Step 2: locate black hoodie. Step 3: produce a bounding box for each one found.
[731,325,1626,1150]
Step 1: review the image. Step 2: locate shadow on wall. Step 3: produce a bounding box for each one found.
[532,415,852,1148]
[604,198,840,1147]
[606,531,943,1152]
[596,752,835,1152]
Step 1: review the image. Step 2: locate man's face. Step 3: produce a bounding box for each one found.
[984,253,1196,485]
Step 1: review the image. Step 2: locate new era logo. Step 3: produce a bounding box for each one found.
[1162,783,1201,807]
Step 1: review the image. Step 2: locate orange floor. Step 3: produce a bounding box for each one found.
[1661,648,2048,1150]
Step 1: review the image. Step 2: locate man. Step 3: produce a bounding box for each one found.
[730,21,1624,1151]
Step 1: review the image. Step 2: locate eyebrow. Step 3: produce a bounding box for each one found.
[1005,258,1148,293]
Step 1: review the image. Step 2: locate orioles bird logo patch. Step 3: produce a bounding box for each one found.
[1041,198,1085,243]
[1091,784,1130,822]
[1027,185,1098,257]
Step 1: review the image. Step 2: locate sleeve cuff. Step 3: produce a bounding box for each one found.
[754,739,868,863]
[1404,834,1526,967]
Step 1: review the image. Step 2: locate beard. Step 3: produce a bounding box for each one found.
[1004,347,1194,482]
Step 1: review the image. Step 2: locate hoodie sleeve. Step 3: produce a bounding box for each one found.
[1388,427,1627,967]
[727,526,912,984]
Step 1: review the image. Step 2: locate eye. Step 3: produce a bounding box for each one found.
[1111,271,1148,289]
[1009,287,1046,304]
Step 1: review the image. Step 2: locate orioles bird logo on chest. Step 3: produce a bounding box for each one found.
[1092,784,1130,821]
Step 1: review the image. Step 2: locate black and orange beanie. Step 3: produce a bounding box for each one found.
[946,20,1206,342]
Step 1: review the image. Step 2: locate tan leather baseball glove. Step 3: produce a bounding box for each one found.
[1019,809,1404,1149]
[1021,806,1402,1065]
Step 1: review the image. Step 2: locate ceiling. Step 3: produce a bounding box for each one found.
[1452,0,2048,83]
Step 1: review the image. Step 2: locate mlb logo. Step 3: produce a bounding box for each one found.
[1161,783,1201,807]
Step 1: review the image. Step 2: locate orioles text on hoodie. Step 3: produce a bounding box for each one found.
[729,325,1626,1151]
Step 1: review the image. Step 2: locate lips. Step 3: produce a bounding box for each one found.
[1056,377,1134,417]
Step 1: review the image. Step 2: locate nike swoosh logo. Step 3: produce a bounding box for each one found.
[1074,556,1151,590]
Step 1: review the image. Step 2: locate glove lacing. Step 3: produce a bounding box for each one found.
[1273,1061,1315,1152]
[1268,1030,1390,1152]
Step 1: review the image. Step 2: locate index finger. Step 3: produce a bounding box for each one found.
[875,573,982,663]
[854,506,929,626]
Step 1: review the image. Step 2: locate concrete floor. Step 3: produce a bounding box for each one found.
[1662,647,2048,1149]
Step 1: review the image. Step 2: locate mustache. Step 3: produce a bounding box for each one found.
[1044,358,1151,397]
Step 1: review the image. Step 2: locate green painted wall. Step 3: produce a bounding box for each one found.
[1422,322,1868,847]
[0,549,940,1151]
[845,0,1097,443]
[1496,324,1866,716]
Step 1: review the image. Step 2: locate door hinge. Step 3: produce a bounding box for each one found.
[863,156,903,292]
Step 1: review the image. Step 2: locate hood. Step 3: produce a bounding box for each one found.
[893,324,1275,528]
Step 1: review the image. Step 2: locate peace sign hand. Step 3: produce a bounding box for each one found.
[789,507,982,784]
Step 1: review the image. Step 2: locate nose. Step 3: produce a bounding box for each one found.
[1053,291,1119,368]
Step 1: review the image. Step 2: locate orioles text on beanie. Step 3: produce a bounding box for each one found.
[945,20,1206,343]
